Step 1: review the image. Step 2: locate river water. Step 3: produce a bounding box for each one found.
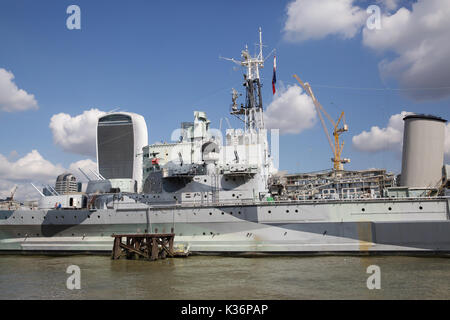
[0,255,448,299]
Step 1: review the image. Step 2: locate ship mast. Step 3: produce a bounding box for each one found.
[223,28,265,132]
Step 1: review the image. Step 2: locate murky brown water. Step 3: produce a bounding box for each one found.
[0,255,448,299]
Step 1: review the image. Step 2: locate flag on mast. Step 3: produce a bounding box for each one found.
[272,55,277,95]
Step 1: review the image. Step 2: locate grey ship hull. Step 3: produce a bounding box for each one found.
[1,198,449,254]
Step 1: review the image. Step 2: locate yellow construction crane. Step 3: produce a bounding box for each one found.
[293,74,350,171]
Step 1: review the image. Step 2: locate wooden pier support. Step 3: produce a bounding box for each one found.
[111,233,175,261]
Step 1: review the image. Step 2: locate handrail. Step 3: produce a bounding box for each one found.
[144,196,450,210]
[83,191,449,210]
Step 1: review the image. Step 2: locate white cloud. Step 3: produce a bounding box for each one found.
[68,158,98,182]
[283,0,366,42]
[0,150,65,201]
[353,111,450,157]
[0,68,38,112]
[378,0,400,11]
[264,85,317,134]
[49,108,106,157]
[0,150,65,182]
[282,0,450,101]
[0,150,97,201]
[0,181,38,203]
[352,111,412,152]
[362,0,450,100]
[0,180,19,199]
[8,150,19,161]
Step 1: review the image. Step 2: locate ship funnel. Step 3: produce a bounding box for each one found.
[400,114,447,188]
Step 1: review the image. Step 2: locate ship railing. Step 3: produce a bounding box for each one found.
[144,195,450,209]
[263,195,450,204]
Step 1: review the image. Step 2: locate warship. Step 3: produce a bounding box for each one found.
[0,30,449,255]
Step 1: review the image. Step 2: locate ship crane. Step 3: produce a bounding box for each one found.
[6,185,18,210]
[293,74,350,171]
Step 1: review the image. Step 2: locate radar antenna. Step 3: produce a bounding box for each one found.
[221,27,266,132]
[231,88,240,112]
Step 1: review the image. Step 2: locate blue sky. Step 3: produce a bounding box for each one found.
[1,0,449,198]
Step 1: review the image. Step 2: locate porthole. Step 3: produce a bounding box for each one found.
[232,194,235,197]
[388,207,392,211]
[268,210,271,214]
[204,179,207,182]
[361,208,365,212]
[230,212,233,215]
[221,212,224,215]
[419,206,423,210]
[238,211,241,215]
[209,212,212,215]
[98,215,100,219]
[286,210,289,213]
[203,232,206,235]
[295,209,298,213]
[31,217,34,219]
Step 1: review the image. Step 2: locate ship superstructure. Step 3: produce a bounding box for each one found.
[0,29,449,255]
[139,29,275,206]
[270,168,396,200]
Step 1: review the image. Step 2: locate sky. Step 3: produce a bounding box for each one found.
[1,0,450,200]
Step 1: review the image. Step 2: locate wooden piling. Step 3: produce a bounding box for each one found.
[111,233,175,261]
